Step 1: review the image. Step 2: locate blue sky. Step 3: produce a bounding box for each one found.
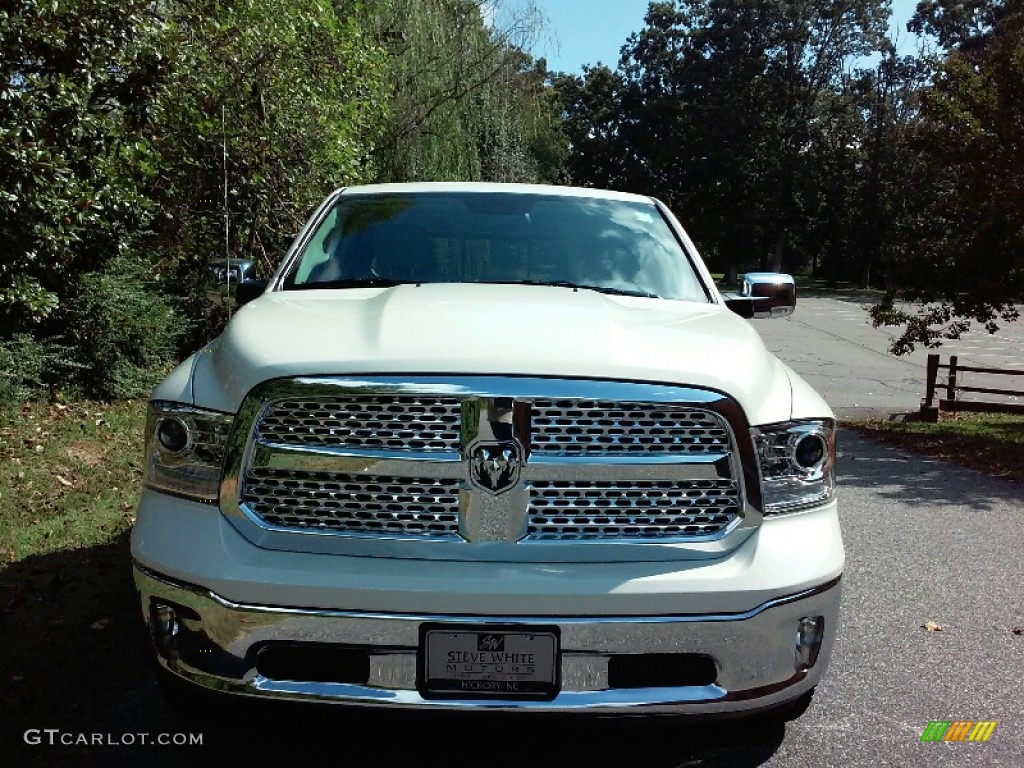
[518,0,922,74]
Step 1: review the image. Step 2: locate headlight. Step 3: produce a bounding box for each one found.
[144,401,234,502]
[752,419,835,515]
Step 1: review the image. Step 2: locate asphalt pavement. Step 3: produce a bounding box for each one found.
[753,296,1024,418]
[745,429,1024,767]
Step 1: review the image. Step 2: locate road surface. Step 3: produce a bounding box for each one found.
[754,296,1024,418]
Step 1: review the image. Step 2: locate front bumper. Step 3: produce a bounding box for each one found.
[134,564,841,714]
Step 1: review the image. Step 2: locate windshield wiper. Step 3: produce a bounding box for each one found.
[292,278,413,290]
[580,284,661,299]
[477,279,661,299]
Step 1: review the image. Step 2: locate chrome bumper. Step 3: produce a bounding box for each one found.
[135,564,841,714]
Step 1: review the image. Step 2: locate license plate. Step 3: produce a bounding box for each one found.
[418,624,560,700]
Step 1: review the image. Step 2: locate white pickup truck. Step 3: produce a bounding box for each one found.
[132,182,842,718]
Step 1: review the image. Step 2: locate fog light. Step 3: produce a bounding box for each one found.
[150,602,180,659]
[795,616,824,671]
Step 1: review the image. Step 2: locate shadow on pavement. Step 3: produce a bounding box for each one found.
[3,534,789,768]
[836,428,1022,509]
[795,290,881,305]
[22,703,788,767]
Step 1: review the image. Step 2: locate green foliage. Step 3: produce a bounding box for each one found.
[0,260,185,404]
[1,0,570,397]
[908,0,1005,49]
[365,0,566,183]
[0,334,68,405]
[553,0,1021,353]
[552,65,628,190]
[63,258,187,399]
[0,0,166,330]
[0,0,178,398]
[869,0,1024,351]
[148,0,390,345]
[555,0,891,282]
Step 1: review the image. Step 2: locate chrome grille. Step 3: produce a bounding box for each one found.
[256,396,461,452]
[231,379,749,548]
[243,468,460,537]
[527,479,740,540]
[530,400,730,456]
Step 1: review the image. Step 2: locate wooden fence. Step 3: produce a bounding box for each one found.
[922,354,1024,417]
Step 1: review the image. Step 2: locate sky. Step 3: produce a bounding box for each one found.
[514,0,923,74]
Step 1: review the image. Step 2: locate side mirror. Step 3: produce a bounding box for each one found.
[723,295,756,318]
[205,259,257,309]
[236,279,268,307]
[739,272,796,318]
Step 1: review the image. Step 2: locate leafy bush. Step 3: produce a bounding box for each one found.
[0,0,165,332]
[62,259,187,400]
[150,0,389,329]
[1,0,567,400]
[0,335,68,405]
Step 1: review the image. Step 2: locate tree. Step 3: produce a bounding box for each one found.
[557,1,891,282]
[0,0,570,399]
[801,48,930,290]
[552,64,630,191]
[148,0,389,345]
[908,0,1007,48]
[0,0,182,398]
[363,0,563,183]
[0,1,392,396]
[869,0,1024,352]
[0,0,166,330]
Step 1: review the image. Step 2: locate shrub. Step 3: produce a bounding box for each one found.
[62,259,187,400]
[0,335,70,405]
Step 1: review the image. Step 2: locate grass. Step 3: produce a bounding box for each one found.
[846,411,1024,484]
[0,400,144,561]
[0,400,151,757]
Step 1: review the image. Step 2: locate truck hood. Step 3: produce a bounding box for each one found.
[188,283,796,424]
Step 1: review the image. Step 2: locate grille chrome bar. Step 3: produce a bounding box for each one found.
[249,438,731,485]
[250,441,464,479]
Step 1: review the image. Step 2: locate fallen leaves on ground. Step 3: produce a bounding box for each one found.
[846,414,1024,485]
[922,620,944,632]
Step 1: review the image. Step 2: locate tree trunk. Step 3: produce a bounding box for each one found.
[772,231,785,273]
[860,260,871,290]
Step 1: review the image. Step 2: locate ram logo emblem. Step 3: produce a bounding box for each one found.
[469,441,523,495]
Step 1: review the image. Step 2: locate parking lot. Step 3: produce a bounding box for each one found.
[755,297,1024,417]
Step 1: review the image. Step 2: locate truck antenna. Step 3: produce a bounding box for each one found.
[222,104,232,320]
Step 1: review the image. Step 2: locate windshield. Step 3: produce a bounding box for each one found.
[283,192,710,302]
